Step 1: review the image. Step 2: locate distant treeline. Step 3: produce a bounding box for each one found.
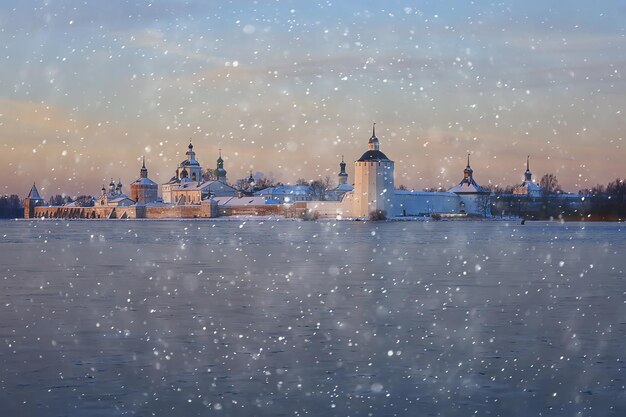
[48,194,95,207]
[491,178,625,220]
[0,195,23,218]
[577,178,626,220]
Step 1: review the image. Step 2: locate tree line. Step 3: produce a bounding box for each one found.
[0,195,23,218]
[578,178,626,219]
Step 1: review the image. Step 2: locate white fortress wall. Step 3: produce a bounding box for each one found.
[392,191,461,216]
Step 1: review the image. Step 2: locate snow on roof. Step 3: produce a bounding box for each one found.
[254,185,312,196]
[357,149,391,162]
[513,181,542,195]
[133,177,158,186]
[212,196,280,206]
[523,181,542,191]
[176,180,237,191]
[109,196,133,203]
[448,182,488,194]
[165,177,181,185]
[334,184,354,192]
[27,183,43,200]
[394,190,458,197]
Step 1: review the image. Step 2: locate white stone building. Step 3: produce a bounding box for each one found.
[301,125,491,219]
[326,156,354,201]
[447,154,491,216]
[352,124,395,217]
[162,141,237,204]
[254,185,314,203]
[97,179,134,207]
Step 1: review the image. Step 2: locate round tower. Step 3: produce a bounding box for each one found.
[130,157,159,204]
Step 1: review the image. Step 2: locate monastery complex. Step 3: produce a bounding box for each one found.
[24,125,579,220]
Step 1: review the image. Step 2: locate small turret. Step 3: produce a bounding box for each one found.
[215,148,227,181]
[524,155,532,182]
[367,122,380,151]
[338,155,348,185]
[463,153,473,181]
[186,139,196,162]
[140,156,148,179]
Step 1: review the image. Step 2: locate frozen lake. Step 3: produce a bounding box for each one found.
[1,219,625,416]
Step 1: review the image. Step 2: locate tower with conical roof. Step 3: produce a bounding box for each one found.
[353,123,395,217]
[24,182,45,219]
[131,157,158,204]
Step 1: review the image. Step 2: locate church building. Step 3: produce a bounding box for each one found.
[513,156,542,196]
[301,124,498,219]
[447,154,491,215]
[162,141,237,204]
[97,178,134,207]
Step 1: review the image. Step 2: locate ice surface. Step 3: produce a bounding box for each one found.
[0,220,625,416]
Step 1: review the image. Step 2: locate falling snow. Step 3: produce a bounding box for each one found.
[1,220,625,416]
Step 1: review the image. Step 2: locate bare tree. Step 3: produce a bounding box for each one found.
[74,195,95,207]
[235,178,248,191]
[202,168,217,182]
[254,176,277,190]
[310,176,333,201]
[49,194,73,206]
[539,173,563,195]
[475,192,492,217]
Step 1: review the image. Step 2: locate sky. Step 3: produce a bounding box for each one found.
[1,0,625,197]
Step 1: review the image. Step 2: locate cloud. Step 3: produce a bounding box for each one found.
[125,28,227,65]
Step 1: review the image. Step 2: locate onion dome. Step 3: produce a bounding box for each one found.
[215,149,227,179]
